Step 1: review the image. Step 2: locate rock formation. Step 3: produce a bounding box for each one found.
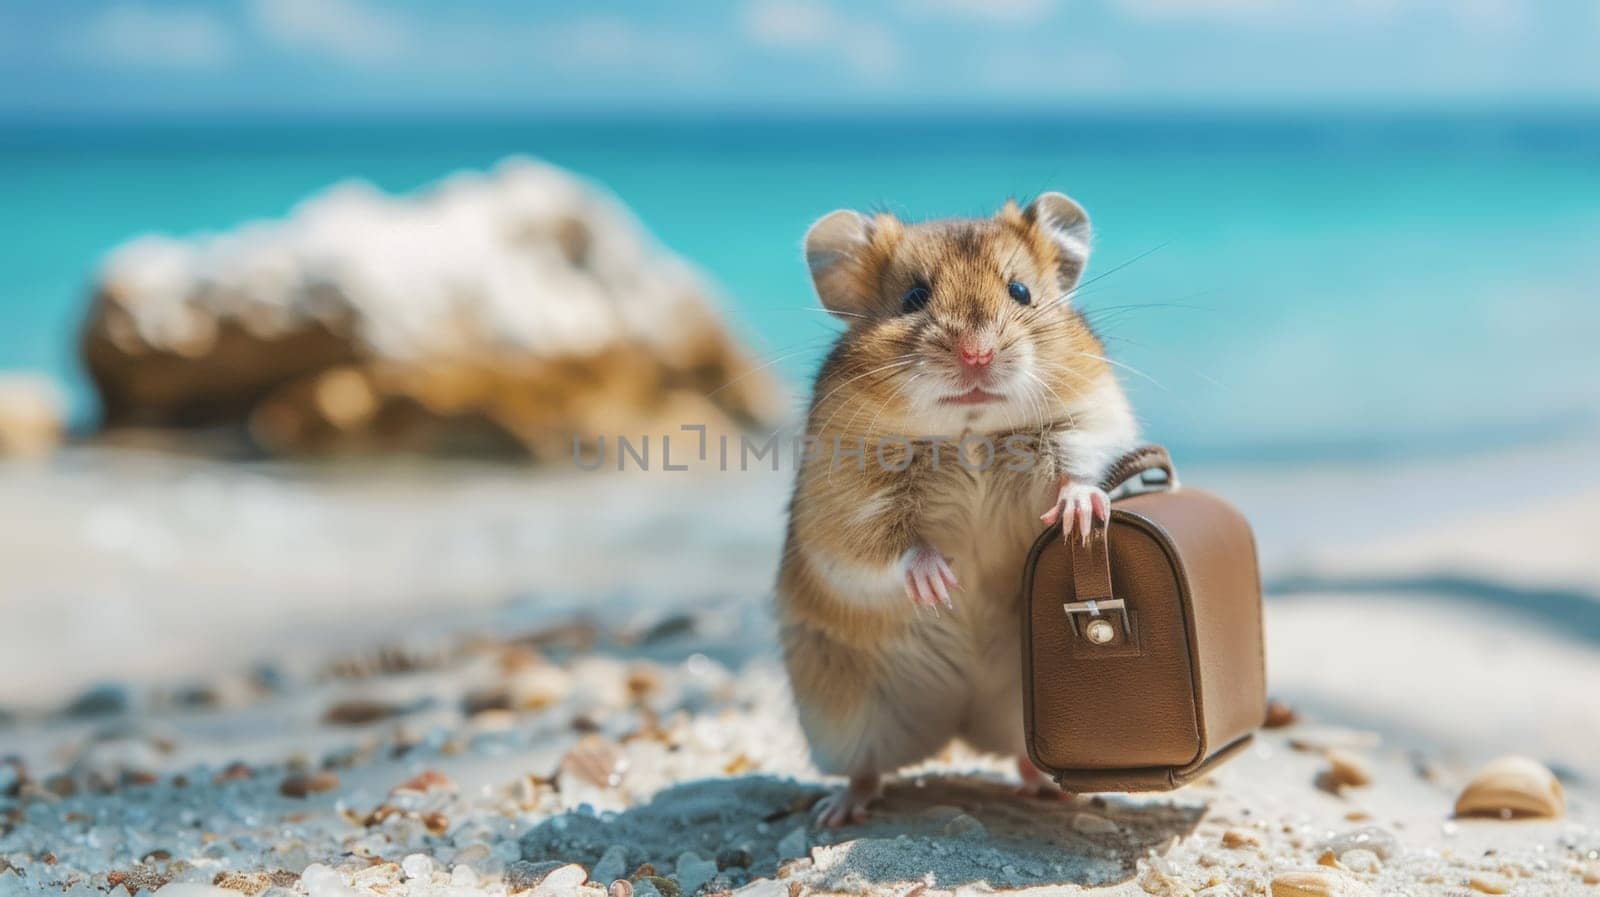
[81,158,783,460]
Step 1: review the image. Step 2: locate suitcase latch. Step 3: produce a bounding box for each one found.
[1062,597,1134,649]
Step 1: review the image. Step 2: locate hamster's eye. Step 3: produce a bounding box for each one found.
[1008,281,1032,305]
[901,285,932,313]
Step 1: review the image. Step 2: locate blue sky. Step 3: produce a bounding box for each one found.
[2,0,1598,119]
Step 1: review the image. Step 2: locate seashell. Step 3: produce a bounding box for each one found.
[561,734,626,789]
[1269,869,1369,897]
[1453,756,1564,819]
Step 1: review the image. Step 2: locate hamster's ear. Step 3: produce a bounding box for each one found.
[1023,192,1092,292]
[804,209,891,320]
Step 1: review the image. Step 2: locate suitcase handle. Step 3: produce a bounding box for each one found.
[1096,443,1177,495]
[1061,444,1177,650]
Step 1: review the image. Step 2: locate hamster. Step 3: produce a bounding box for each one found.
[776,193,1140,827]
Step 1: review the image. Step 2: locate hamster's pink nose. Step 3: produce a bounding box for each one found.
[957,340,995,369]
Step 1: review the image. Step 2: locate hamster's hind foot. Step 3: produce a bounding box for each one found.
[903,544,957,611]
[814,773,883,828]
[1015,755,1074,799]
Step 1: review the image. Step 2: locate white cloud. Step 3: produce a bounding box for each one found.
[71,3,233,70]
[250,0,412,63]
[740,0,903,78]
[1114,0,1526,33]
[1113,0,1279,24]
[902,0,1061,25]
[532,16,714,77]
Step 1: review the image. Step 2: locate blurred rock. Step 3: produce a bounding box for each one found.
[81,158,784,460]
[0,373,65,459]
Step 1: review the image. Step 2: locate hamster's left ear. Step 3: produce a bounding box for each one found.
[1023,192,1092,292]
[804,210,897,321]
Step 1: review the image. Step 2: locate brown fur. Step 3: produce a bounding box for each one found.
[778,195,1139,779]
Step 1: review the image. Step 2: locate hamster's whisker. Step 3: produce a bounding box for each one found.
[797,306,869,320]
[707,339,837,399]
[811,359,920,434]
[839,368,918,434]
[1069,242,1170,294]
[1022,369,1070,412]
[1098,335,1230,391]
[1033,357,1099,392]
[998,236,1030,283]
[1077,352,1167,391]
[1078,300,1218,322]
[860,371,925,436]
[1019,242,1171,322]
[809,356,919,412]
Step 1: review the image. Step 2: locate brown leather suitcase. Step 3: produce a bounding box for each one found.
[1021,445,1266,791]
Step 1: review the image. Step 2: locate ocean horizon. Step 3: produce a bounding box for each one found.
[4,110,1598,464]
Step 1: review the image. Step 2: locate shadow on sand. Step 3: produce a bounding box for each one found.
[518,774,1207,891]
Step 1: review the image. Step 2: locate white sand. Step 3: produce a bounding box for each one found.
[2,437,1599,895]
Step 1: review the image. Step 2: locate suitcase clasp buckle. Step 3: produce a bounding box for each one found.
[1062,597,1132,648]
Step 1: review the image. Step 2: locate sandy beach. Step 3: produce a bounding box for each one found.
[3,432,1598,896]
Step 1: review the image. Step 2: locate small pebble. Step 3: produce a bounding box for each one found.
[1071,812,1119,836]
[279,771,338,798]
[1467,872,1511,894]
[731,881,786,897]
[63,683,130,718]
[506,860,564,893]
[1264,699,1299,728]
[1338,849,1381,874]
[1317,826,1398,862]
[715,845,754,870]
[402,854,435,880]
[609,881,634,897]
[299,864,356,897]
[942,814,986,837]
[1321,749,1372,790]
[148,885,237,897]
[776,827,808,859]
[532,864,588,897]
[675,852,717,896]
[322,698,407,725]
[592,846,629,883]
[1221,829,1260,849]
[638,876,680,897]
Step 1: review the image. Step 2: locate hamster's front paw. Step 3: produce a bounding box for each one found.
[901,543,957,611]
[1041,478,1110,546]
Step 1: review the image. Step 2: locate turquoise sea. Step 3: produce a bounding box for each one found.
[2,113,1597,462]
